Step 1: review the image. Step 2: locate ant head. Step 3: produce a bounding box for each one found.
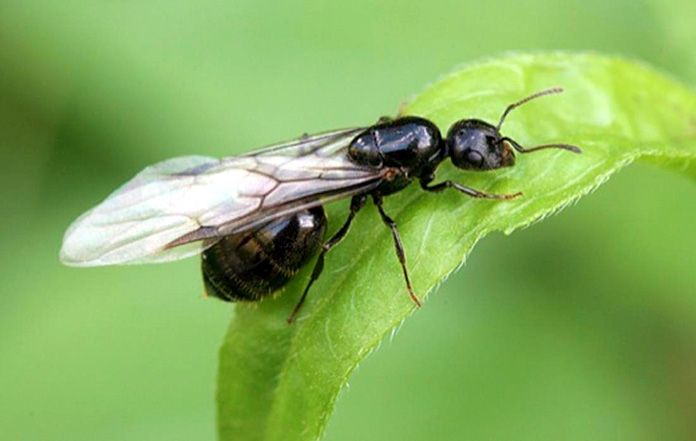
[445,88,582,172]
[446,119,515,170]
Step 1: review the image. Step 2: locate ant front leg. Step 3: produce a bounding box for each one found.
[420,176,522,200]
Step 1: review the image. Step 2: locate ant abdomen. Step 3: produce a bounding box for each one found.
[202,206,327,302]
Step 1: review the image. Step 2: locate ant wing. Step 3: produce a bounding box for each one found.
[244,126,366,157]
[60,127,382,267]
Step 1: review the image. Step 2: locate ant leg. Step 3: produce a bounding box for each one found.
[380,100,409,121]
[287,194,367,324]
[420,179,522,200]
[372,194,422,308]
[397,101,409,117]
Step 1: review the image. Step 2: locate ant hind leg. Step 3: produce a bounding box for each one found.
[371,193,422,308]
[287,194,367,324]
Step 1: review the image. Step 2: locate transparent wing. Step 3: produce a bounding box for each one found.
[60,128,382,267]
[244,127,365,158]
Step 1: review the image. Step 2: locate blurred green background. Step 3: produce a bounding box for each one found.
[1,1,694,440]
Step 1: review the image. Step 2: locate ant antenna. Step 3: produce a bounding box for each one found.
[502,137,582,154]
[496,87,564,131]
[495,87,582,154]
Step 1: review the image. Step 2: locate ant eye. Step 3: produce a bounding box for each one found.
[466,150,484,167]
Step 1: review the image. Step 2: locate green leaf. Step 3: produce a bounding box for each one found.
[217,52,696,441]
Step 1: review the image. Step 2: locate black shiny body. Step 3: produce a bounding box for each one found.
[348,116,446,195]
[202,88,580,322]
[202,206,327,302]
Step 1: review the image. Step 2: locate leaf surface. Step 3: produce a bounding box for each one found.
[217,52,696,441]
